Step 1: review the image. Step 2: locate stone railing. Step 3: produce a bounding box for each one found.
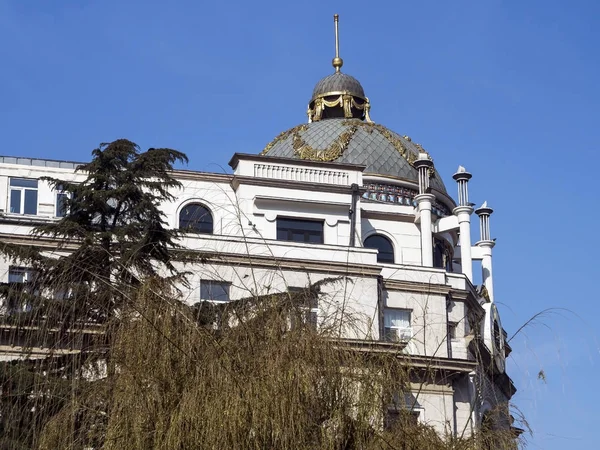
[254,163,350,185]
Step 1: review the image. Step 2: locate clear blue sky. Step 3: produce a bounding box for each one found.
[1,1,599,448]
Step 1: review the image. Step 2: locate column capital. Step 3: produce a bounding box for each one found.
[475,201,493,217]
[415,193,435,203]
[476,239,496,249]
[453,205,474,216]
[453,165,472,182]
[414,155,434,170]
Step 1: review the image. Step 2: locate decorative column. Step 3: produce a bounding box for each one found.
[414,152,435,267]
[476,202,495,302]
[452,166,474,281]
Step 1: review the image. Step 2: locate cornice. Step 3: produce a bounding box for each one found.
[338,339,477,373]
[384,279,450,296]
[231,175,362,194]
[171,170,233,184]
[174,249,383,278]
[361,209,416,223]
[229,153,366,172]
[449,288,485,317]
[0,233,382,278]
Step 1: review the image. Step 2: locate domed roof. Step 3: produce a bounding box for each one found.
[261,118,447,193]
[311,72,366,101]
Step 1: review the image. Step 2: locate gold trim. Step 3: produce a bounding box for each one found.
[310,90,367,103]
[260,124,308,155]
[293,123,358,161]
[308,92,371,122]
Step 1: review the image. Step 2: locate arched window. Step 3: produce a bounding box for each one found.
[364,234,395,264]
[179,203,213,234]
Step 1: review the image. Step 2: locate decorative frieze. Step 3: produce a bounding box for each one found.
[363,182,450,216]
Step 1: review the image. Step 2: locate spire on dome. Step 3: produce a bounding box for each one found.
[332,14,343,73]
[307,14,372,123]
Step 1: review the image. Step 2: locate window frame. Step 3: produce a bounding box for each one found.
[384,392,424,431]
[9,178,39,215]
[6,266,38,313]
[55,185,71,218]
[433,237,454,272]
[384,408,421,431]
[364,234,395,264]
[199,279,231,303]
[276,217,324,244]
[383,308,412,343]
[179,203,214,234]
[448,321,459,341]
[288,287,318,330]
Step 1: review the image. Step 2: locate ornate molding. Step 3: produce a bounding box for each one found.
[292,123,358,161]
[260,124,309,156]
[308,93,372,122]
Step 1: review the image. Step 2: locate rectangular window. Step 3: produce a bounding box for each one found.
[384,409,420,431]
[55,184,71,217]
[200,280,231,303]
[288,287,318,329]
[384,392,421,430]
[8,267,36,284]
[7,267,37,313]
[276,218,324,244]
[383,308,412,342]
[9,178,38,215]
[56,192,68,217]
[448,321,458,340]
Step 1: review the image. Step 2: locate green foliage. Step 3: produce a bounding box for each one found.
[0,140,188,448]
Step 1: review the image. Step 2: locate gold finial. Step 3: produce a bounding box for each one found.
[332,14,343,72]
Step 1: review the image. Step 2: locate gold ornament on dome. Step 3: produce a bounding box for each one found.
[306,15,373,124]
[293,123,358,161]
[308,93,372,123]
[260,124,309,155]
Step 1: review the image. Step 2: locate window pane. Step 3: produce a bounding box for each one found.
[9,268,27,283]
[10,178,38,188]
[56,193,68,217]
[384,309,410,328]
[179,204,213,234]
[200,280,230,302]
[24,189,38,215]
[276,218,324,244]
[10,189,21,213]
[364,235,394,263]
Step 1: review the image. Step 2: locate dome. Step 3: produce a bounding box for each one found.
[261,118,447,193]
[311,72,366,102]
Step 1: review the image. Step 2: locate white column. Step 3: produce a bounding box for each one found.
[414,153,435,268]
[416,193,435,267]
[452,166,474,282]
[453,206,474,281]
[476,202,495,302]
[479,242,495,302]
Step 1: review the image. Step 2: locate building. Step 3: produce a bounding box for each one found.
[0,15,516,440]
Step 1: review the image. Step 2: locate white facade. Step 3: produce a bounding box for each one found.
[0,150,515,437]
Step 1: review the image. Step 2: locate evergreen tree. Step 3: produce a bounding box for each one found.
[0,139,188,448]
